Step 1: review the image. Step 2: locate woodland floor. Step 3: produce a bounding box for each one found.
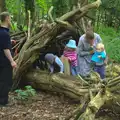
[0,91,78,120]
[0,91,120,120]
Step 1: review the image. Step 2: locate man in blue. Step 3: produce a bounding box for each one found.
[0,12,17,106]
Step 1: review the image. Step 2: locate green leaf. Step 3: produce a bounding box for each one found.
[25,85,32,89]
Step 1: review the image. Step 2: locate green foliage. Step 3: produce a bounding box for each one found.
[96,24,120,62]
[6,0,26,31]
[96,0,120,28]
[6,0,25,21]
[11,21,18,31]
[52,0,78,18]
[15,85,36,101]
[35,0,53,19]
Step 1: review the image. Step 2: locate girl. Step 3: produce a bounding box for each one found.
[63,39,78,76]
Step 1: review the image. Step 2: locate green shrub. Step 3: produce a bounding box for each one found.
[15,85,36,101]
[95,25,120,62]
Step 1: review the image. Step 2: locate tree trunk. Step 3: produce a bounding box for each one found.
[24,0,35,25]
[24,69,120,120]
[0,0,6,13]
[77,90,112,120]
[25,70,98,100]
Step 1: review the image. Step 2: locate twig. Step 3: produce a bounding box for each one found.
[12,42,20,49]
[48,6,54,23]
[82,0,88,6]
[77,74,89,85]
[55,19,73,28]
[27,10,31,41]
[10,31,25,37]
[81,17,86,32]
[14,54,18,61]
[108,76,120,84]
[107,79,120,88]
[89,89,94,100]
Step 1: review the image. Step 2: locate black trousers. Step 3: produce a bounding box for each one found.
[0,65,13,105]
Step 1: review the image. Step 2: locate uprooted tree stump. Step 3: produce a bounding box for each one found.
[11,0,120,119]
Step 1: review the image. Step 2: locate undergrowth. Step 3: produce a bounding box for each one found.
[14,85,36,101]
[95,24,120,62]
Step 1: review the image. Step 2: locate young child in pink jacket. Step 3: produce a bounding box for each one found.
[63,39,78,76]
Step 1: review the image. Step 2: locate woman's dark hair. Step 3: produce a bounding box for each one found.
[85,30,94,40]
[85,21,94,40]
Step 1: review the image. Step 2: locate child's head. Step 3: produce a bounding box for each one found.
[65,39,77,51]
[96,43,104,52]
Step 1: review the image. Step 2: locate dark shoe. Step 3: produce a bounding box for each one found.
[0,104,7,107]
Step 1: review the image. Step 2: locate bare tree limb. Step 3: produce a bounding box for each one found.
[59,0,101,21]
[48,6,54,23]
[27,10,31,41]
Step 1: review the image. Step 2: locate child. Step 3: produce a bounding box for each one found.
[45,53,64,73]
[63,39,78,76]
[91,43,106,79]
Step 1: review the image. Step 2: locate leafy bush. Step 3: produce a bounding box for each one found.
[15,86,36,101]
[95,25,120,62]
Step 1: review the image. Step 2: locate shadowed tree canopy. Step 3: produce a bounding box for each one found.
[0,0,6,13]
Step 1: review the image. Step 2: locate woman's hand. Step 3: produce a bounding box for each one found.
[89,50,94,54]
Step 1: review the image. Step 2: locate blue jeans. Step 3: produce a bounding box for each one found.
[71,66,78,76]
[50,56,64,73]
[94,65,105,79]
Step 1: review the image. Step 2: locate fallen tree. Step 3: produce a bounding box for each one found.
[11,0,120,119]
[24,68,120,120]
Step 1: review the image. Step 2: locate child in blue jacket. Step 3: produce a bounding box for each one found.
[91,43,106,79]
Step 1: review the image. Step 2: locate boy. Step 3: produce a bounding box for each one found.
[45,53,64,73]
[91,43,106,79]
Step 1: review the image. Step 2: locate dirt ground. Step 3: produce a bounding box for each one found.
[0,90,120,120]
[0,91,78,120]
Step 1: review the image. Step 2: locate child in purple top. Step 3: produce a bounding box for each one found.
[45,53,64,73]
[63,40,78,76]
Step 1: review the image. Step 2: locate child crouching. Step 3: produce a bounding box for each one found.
[91,43,106,79]
[45,53,64,73]
[63,39,78,76]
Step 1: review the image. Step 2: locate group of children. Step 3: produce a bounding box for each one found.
[45,39,106,79]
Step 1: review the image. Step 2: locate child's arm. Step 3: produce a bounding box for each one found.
[55,57,64,73]
[68,52,77,61]
[49,64,54,73]
[98,52,106,60]
[68,56,76,61]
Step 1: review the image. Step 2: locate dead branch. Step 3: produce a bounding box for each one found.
[27,10,31,41]
[59,0,101,21]
[48,6,54,23]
